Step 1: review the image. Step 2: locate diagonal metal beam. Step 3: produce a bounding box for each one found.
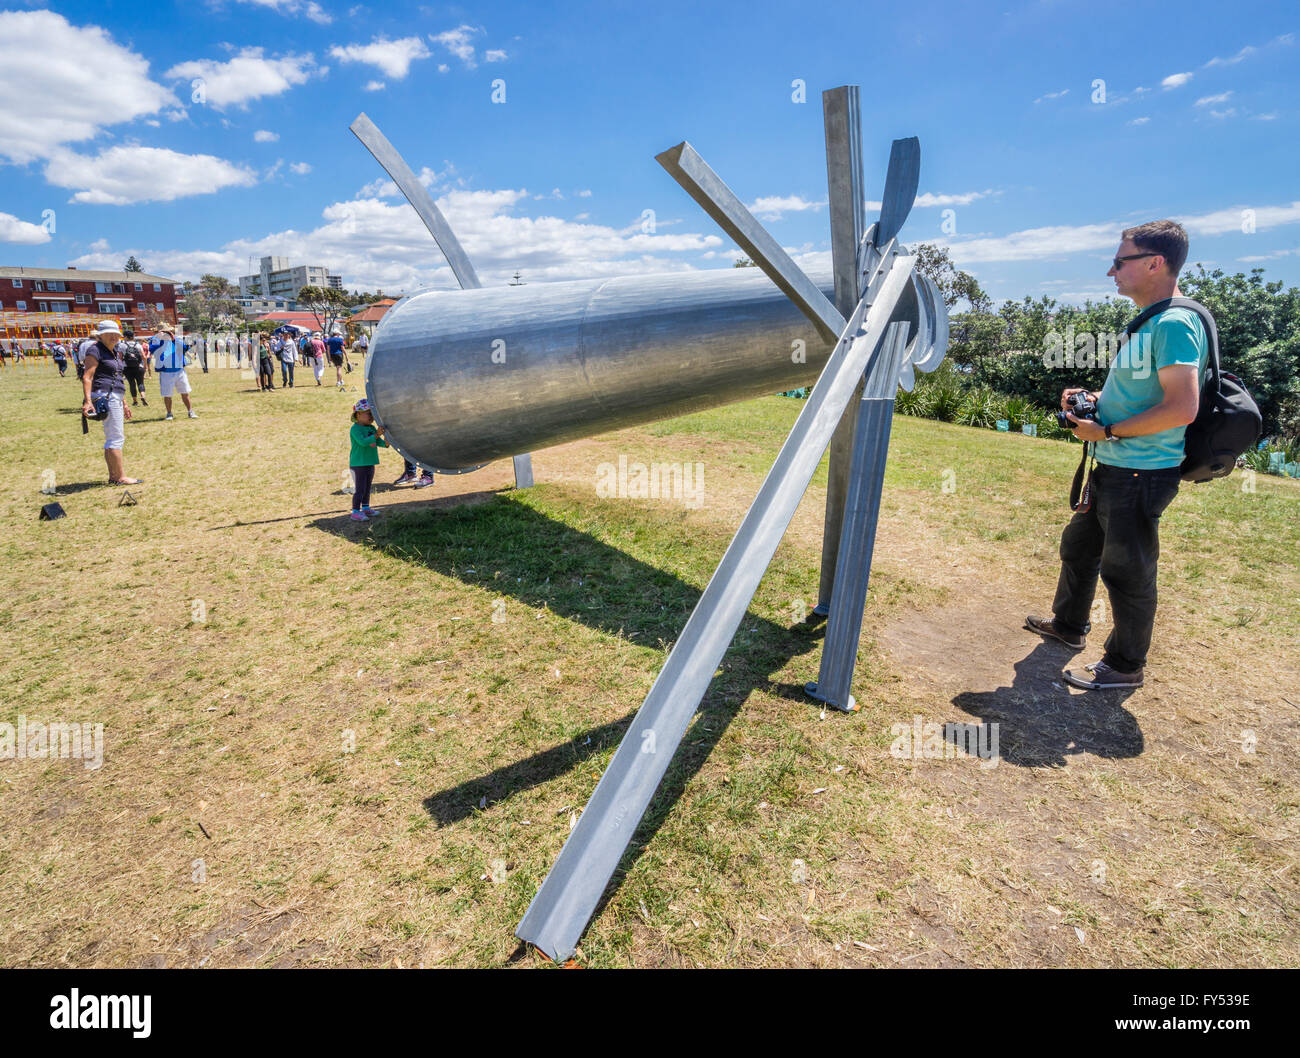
[515,255,917,963]
[656,141,845,346]
[350,113,481,291]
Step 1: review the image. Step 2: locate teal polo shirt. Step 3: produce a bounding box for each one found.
[1095,306,1207,470]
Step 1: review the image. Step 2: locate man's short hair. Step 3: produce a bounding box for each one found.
[1122,219,1189,276]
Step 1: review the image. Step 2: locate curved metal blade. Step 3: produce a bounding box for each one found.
[876,137,920,247]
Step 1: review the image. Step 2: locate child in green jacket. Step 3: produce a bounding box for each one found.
[349,398,388,521]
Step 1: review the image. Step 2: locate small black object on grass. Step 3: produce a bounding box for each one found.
[39,502,66,520]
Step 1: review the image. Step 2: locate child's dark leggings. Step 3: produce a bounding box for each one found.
[351,465,375,511]
[126,369,146,399]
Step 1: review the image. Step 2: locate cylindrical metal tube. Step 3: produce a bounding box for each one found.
[365,267,848,472]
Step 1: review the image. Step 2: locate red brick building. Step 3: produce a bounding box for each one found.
[0,266,180,343]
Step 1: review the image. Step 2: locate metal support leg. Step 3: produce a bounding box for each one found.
[512,453,534,489]
[815,86,866,614]
[806,321,910,711]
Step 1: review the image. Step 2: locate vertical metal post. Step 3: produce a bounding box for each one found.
[815,86,866,614]
[805,321,910,711]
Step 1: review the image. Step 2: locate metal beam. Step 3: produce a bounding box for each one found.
[515,255,917,962]
[656,141,845,345]
[876,137,920,246]
[805,320,910,711]
[349,113,482,291]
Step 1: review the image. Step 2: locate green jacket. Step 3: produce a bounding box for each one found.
[349,422,388,466]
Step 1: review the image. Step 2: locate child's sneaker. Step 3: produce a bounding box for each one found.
[350,510,368,521]
[414,472,435,488]
[362,507,380,517]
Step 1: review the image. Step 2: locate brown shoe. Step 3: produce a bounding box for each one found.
[1025,614,1085,650]
[1064,660,1144,690]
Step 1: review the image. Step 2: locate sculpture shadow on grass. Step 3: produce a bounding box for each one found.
[952,641,1142,768]
[312,492,825,881]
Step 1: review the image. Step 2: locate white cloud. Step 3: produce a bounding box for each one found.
[254,129,279,143]
[67,185,727,292]
[232,0,332,25]
[485,49,508,62]
[1206,108,1238,120]
[0,211,52,245]
[1195,92,1232,106]
[1127,117,1150,126]
[1253,112,1278,121]
[1162,72,1193,89]
[329,35,430,79]
[940,200,1300,265]
[577,189,592,198]
[748,194,825,221]
[290,161,312,175]
[430,25,482,68]
[1205,45,1255,67]
[914,189,995,208]
[437,63,449,74]
[165,48,320,110]
[0,11,177,165]
[1033,88,1069,103]
[44,145,257,205]
[363,80,385,92]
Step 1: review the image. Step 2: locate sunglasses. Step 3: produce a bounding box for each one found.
[1112,252,1158,270]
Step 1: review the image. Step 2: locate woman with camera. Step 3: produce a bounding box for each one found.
[81,319,142,486]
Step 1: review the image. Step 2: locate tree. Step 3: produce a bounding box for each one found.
[124,255,144,273]
[912,243,989,313]
[297,285,353,335]
[181,274,243,333]
[733,258,757,268]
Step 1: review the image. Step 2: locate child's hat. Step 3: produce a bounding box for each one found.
[352,398,372,415]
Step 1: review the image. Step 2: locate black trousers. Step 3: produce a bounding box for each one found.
[351,465,375,510]
[125,368,146,399]
[1052,462,1182,673]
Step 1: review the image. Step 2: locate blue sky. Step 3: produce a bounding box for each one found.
[0,0,1296,305]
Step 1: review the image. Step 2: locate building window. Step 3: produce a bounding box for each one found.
[38,301,49,312]
[10,279,21,288]
[99,302,126,313]
[75,293,90,304]
[134,282,143,291]
[94,282,110,293]
[137,302,145,310]
[153,283,161,292]
[15,300,26,310]
[155,302,164,311]
[34,280,44,291]
[46,281,66,292]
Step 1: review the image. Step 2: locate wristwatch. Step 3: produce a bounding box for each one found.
[1104,424,1119,441]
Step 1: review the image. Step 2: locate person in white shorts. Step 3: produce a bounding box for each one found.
[81,320,142,485]
[152,327,197,420]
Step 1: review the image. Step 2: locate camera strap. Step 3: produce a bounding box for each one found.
[1070,441,1096,513]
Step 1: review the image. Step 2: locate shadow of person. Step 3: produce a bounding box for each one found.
[310,493,825,839]
[951,641,1143,768]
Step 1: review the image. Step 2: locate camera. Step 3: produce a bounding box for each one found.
[1056,391,1098,429]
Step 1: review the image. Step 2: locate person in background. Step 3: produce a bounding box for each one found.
[258,335,275,391]
[151,327,197,420]
[356,330,369,357]
[81,319,142,486]
[327,328,347,389]
[348,398,388,521]
[279,331,296,388]
[51,341,68,377]
[120,328,148,406]
[75,334,95,381]
[308,330,326,385]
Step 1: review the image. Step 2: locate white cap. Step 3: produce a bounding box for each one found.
[94,319,122,336]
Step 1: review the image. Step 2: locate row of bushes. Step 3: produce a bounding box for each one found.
[893,361,1075,440]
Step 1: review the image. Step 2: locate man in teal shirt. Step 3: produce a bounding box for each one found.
[1026,220,1207,690]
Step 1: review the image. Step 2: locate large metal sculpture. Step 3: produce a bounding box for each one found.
[351,85,948,961]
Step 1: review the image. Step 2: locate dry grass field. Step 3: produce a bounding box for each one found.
[1,356,1296,968]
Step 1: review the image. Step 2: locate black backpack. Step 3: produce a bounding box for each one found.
[1122,296,1262,483]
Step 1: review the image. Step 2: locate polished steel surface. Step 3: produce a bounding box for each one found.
[515,254,917,963]
[366,266,839,472]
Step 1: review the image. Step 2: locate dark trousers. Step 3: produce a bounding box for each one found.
[1052,462,1182,673]
[126,369,146,400]
[260,359,274,388]
[351,465,375,510]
